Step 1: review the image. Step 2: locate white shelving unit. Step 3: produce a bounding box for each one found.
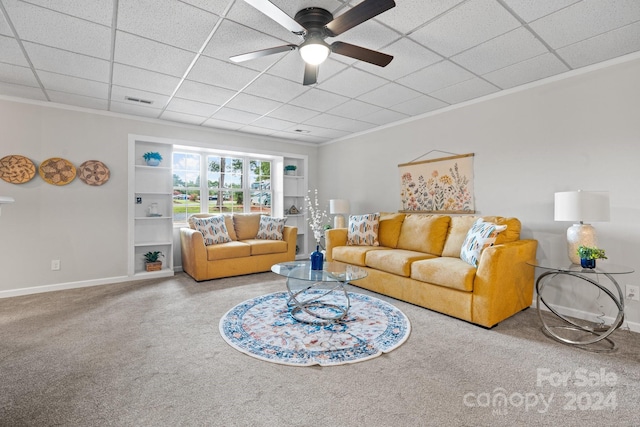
[283,156,308,260]
[128,137,174,278]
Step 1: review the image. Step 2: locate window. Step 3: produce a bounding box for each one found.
[172,149,272,224]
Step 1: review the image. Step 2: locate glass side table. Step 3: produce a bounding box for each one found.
[529,261,633,351]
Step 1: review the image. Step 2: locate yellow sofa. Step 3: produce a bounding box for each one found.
[180,213,297,281]
[325,213,538,328]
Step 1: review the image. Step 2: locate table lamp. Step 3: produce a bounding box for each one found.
[554,190,610,264]
[329,199,350,229]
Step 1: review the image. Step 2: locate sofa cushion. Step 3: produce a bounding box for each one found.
[347,213,380,246]
[366,249,435,277]
[188,213,237,241]
[332,245,386,266]
[192,215,232,246]
[411,257,477,292]
[378,212,406,248]
[396,214,451,255]
[481,216,521,244]
[460,219,507,267]
[242,239,288,255]
[255,216,286,240]
[233,213,262,240]
[206,241,251,261]
[441,216,478,257]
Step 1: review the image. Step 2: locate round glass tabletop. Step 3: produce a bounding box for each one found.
[271,261,367,282]
[528,260,634,275]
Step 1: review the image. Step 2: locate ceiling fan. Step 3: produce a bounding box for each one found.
[230,0,396,85]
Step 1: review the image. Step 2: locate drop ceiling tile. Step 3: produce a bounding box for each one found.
[317,68,388,98]
[202,117,244,131]
[0,81,46,100]
[166,97,220,117]
[376,0,466,35]
[429,77,499,104]
[357,82,422,108]
[238,125,277,136]
[329,99,383,120]
[0,9,12,36]
[0,35,29,66]
[225,0,302,44]
[179,0,230,16]
[304,113,374,133]
[24,42,110,82]
[244,73,309,102]
[117,0,219,52]
[188,56,260,91]
[110,85,170,107]
[160,110,207,125]
[4,0,112,59]
[557,20,640,69]
[266,104,319,122]
[267,55,348,85]
[112,64,181,96]
[483,52,569,89]
[48,90,108,110]
[225,93,281,115]
[502,0,581,23]
[250,116,296,131]
[114,31,195,77]
[331,13,400,53]
[409,0,521,57]
[354,37,442,80]
[21,0,114,25]
[397,60,474,94]
[288,88,349,112]
[360,108,408,125]
[529,0,640,49]
[38,70,109,99]
[453,27,548,75]
[271,130,329,144]
[175,80,236,105]
[0,63,38,86]
[270,0,345,18]
[110,100,162,118]
[390,95,449,116]
[211,107,261,124]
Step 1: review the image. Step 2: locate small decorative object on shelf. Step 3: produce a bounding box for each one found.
[284,164,297,176]
[288,205,299,214]
[147,202,161,217]
[576,245,607,269]
[310,245,324,270]
[143,152,163,166]
[143,251,164,271]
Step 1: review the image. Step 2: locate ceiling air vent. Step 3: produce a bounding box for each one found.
[294,129,310,133]
[125,96,153,105]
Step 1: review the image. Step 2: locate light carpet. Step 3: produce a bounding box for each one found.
[219,290,410,366]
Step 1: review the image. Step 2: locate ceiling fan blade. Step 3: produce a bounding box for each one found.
[331,41,393,67]
[243,0,306,35]
[230,44,297,63]
[324,0,396,36]
[303,63,318,85]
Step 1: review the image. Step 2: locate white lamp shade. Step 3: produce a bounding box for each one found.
[329,199,350,214]
[554,191,610,223]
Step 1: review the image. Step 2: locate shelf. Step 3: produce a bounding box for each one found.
[134,241,172,247]
[134,216,172,220]
[135,165,171,171]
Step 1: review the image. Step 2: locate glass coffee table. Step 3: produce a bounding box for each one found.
[271,261,367,323]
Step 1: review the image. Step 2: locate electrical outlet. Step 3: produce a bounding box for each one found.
[626,284,640,302]
[51,259,60,271]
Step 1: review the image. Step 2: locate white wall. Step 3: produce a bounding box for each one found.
[0,99,317,295]
[318,55,640,329]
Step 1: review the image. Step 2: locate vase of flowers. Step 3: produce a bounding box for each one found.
[576,245,607,269]
[305,189,329,270]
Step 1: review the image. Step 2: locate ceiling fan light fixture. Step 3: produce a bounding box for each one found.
[299,39,330,65]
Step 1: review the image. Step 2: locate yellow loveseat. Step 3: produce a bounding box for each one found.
[325,213,538,328]
[180,213,297,281]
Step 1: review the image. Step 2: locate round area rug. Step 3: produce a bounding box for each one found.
[219,291,411,366]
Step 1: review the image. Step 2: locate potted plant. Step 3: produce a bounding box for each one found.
[143,251,164,271]
[284,165,297,176]
[576,245,607,269]
[143,152,163,166]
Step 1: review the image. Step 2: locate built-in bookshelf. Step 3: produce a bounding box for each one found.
[283,156,308,260]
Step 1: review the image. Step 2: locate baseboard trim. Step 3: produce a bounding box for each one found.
[0,275,132,299]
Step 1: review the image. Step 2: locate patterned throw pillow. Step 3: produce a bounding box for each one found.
[460,218,507,267]
[255,216,287,240]
[347,213,380,246]
[192,215,232,246]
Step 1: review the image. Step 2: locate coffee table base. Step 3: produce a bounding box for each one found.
[286,278,350,324]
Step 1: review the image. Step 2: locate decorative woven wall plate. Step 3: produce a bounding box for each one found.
[78,160,110,186]
[39,157,76,186]
[0,155,37,184]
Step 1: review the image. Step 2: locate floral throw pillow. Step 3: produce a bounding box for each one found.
[192,215,232,246]
[255,216,287,240]
[347,213,380,246]
[460,218,507,267]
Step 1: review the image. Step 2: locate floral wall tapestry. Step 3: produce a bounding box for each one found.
[399,153,474,213]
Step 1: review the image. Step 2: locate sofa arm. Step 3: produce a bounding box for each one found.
[180,227,208,281]
[472,239,538,327]
[283,226,298,259]
[325,228,348,262]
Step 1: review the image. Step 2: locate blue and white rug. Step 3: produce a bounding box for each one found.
[219,291,411,366]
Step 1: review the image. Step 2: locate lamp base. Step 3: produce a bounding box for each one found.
[334,215,346,229]
[566,223,596,264]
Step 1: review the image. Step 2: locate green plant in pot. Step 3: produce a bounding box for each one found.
[284,164,297,175]
[143,152,163,166]
[143,251,164,271]
[576,245,607,269]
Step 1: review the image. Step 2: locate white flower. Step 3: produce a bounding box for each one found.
[305,189,329,244]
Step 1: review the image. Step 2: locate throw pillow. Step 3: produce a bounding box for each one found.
[347,213,380,246]
[255,216,287,240]
[460,218,507,267]
[192,215,232,246]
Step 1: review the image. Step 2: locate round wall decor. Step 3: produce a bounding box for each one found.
[78,160,110,186]
[0,155,37,184]
[39,157,76,186]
